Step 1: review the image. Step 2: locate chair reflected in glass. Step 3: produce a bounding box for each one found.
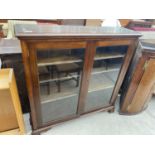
[38,49,83,95]
[55,63,81,92]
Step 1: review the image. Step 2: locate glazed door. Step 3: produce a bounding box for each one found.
[83,44,128,113]
[30,41,86,127]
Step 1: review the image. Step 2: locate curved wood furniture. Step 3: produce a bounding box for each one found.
[15,24,140,134]
[120,40,155,115]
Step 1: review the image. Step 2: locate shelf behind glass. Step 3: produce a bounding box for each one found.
[39,64,121,84]
[40,79,79,104]
[39,72,80,84]
[40,70,119,105]
[37,51,125,67]
[37,56,82,67]
[94,52,125,61]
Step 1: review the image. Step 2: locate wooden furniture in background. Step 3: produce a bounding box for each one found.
[127,19,153,29]
[85,19,102,26]
[120,40,155,115]
[60,19,85,26]
[0,39,30,113]
[0,19,61,24]
[15,24,140,134]
[0,69,25,134]
[0,19,61,38]
[125,23,155,96]
[119,19,131,27]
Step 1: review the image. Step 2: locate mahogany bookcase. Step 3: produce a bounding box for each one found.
[15,24,141,134]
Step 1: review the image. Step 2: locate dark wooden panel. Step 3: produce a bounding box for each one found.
[127,58,155,113]
[2,54,30,113]
[97,40,131,47]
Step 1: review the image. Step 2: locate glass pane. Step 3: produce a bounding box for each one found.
[36,48,85,125]
[84,45,128,112]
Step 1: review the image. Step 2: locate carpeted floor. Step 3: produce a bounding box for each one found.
[24,96,155,135]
